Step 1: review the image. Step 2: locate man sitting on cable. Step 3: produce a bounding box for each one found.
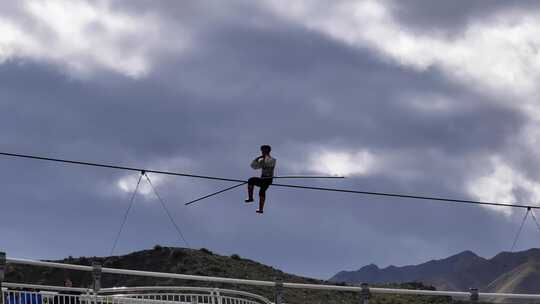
[245,145,276,214]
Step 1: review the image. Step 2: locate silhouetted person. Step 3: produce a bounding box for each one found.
[245,145,276,213]
[5,289,19,304]
[54,278,79,304]
[22,289,42,304]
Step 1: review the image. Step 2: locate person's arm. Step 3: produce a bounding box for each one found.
[250,156,263,169]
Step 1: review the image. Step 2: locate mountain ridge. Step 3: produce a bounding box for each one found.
[330,248,540,294]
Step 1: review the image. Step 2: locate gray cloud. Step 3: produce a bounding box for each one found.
[387,0,540,35]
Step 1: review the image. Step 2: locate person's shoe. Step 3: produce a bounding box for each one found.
[256,209,264,214]
[244,198,254,203]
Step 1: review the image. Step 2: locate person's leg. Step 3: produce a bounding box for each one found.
[246,184,254,201]
[245,177,257,202]
[257,193,265,213]
[256,182,269,213]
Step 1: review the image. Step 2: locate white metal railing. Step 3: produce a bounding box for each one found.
[2,287,86,304]
[4,254,540,303]
[2,283,269,304]
[99,287,271,304]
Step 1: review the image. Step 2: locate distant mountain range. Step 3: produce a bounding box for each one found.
[330,248,540,294]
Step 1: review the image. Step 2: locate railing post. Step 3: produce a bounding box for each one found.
[360,283,370,304]
[274,278,284,304]
[0,251,4,282]
[92,262,102,293]
[213,288,222,304]
[0,252,5,304]
[469,288,479,302]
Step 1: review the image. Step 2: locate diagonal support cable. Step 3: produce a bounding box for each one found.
[185,182,247,206]
[110,172,143,255]
[511,207,530,252]
[143,172,190,248]
[529,209,540,235]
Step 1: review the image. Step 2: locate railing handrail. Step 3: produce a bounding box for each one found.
[2,282,262,297]
[100,286,271,303]
[2,282,91,293]
[99,286,271,302]
[7,258,275,287]
[100,286,218,293]
[8,256,540,300]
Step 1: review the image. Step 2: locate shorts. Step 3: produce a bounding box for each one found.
[248,177,273,196]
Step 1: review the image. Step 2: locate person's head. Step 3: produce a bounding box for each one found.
[64,278,73,288]
[260,145,271,156]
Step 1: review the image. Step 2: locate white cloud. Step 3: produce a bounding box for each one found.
[309,149,377,176]
[468,156,540,216]
[116,173,161,198]
[403,93,456,113]
[117,155,196,193]
[264,0,540,108]
[0,0,188,78]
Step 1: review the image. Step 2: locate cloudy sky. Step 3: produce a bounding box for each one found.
[3,0,540,280]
